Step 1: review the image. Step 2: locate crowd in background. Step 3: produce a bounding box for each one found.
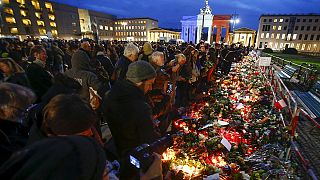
[0,37,251,180]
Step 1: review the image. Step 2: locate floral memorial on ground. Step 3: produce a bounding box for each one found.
[162,56,298,179]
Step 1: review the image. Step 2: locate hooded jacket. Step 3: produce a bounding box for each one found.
[102,80,160,157]
[138,42,153,62]
[65,49,110,102]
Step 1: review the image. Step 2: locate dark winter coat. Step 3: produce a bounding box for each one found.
[0,120,28,166]
[113,55,132,81]
[2,73,31,88]
[25,61,53,102]
[96,53,115,78]
[102,80,160,157]
[65,49,110,102]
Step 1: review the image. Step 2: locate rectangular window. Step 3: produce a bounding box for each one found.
[307,26,310,31]
[259,42,263,48]
[303,19,306,22]
[310,35,314,40]
[99,25,103,30]
[31,0,41,10]
[48,14,55,21]
[287,34,291,40]
[313,26,316,31]
[298,34,303,40]
[296,43,300,50]
[263,19,266,22]
[273,26,277,30]
[4,8,14,15]
[316,19,319,22]
[22,19,32,26]
[282,34,286,39]
[309,19,312,22]
[39,28,46,35]
[280,43,284,49]
[274,19,278,22]
[37,20,45,26]
[293,34,297,40]
[271,33,275,38]
[5,17,16,24]
[304,34,308,40]
[269,19,272,22]
[301,26,305,31]
[276,33,280,39]
[297,19,300,22]
[279,19,283,22]
[105,26,108,30]
[35,12,42,19]
[291,43,295,48]
[295,26,299,31]
[10,28,18,34]
[20,10,27,17]
[317,35,320,41]
[110,27,113,31]
[17,0,26,4]
[50,22,56,27]
[307,44,311,51]
[260,33,264,39]
[284,26,287,30]
[266,33,270,38]
[278,26,282,30]
[51,30,58,36]
[285,19,289,22]
[45,2,53,12]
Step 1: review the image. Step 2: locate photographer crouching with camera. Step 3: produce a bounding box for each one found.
[102,60,164,180]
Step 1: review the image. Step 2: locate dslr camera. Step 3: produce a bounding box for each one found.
[129,134,173,172]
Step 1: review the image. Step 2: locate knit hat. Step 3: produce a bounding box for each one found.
[126,61,157,83]
[143,42,153,55]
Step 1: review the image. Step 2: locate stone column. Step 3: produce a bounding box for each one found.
[207,26,212,44]
[216,26,221,42]
[197,25,202,43]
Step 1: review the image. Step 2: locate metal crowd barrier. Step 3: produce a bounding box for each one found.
[258,59,319,180]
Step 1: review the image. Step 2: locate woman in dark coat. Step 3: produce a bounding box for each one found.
[0,58,31,88]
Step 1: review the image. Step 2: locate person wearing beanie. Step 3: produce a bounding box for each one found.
[102,60,160,179]
[138,42,153,62]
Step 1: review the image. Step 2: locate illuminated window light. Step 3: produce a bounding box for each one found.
[4,8,14,15]
[10,27,18,34]
[22,19,32,26]
[50,22,56,27]
[20,10,27,17]
[5,17,16,24]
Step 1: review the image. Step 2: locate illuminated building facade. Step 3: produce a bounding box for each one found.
[256,14,320,52]
[149,28,180,42]
[114,17,158,41]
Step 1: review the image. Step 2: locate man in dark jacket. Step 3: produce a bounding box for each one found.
[102,61,160,179]
[113,43,139,81]
[65,46,110,103]
[25,45,53,102]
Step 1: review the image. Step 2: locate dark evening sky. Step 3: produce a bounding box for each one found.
[50,0,320,30]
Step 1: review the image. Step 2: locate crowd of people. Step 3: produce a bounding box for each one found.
[0,38,251,179]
